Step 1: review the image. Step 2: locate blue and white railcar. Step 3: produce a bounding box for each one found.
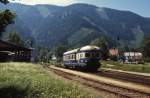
[63,48,79,67]
[63,45,101,70]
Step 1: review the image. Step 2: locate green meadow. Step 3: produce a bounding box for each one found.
[101,61,150,73]
[0,62,99,98]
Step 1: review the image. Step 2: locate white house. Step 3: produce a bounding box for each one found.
[124,52,143,64]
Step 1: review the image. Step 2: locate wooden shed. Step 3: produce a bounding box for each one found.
[0,40,33,62]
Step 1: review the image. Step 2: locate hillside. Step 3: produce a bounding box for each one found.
[1,3,150,48]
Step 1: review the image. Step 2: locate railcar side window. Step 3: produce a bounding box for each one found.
[71,55,73,59]
[73,54,75,59]
[80,54,83,58]
[69,55,71,59]
[72,55,74,59]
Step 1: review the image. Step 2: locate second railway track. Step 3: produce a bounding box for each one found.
[49,66,150,98]
[94,68,150,86]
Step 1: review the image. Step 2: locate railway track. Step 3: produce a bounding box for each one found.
[94,68,150,86]
[49,66,150,98]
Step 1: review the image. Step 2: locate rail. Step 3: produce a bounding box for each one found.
[49,66,150,98]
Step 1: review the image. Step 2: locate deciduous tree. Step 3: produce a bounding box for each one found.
[0,0,15,38]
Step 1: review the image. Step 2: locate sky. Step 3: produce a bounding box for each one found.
[10,0,150,17]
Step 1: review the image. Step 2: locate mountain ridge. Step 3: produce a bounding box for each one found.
[1,3,150,48]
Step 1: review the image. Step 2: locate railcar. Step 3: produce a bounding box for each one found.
[63,45,101,70]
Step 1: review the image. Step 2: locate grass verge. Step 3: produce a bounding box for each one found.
[101,61,150,73]
[0,62,99,98]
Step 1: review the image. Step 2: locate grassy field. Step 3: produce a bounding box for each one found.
[0,62,99,98]
[101,61,150,73]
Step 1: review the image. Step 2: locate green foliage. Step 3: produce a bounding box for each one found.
[90,37,106,47]
[55,45,67,61]
[0,0,9,4]
[7,32,24,46]
[68,28,99,47]
[90,37,109,60]
[36,47,52,62]
[0,62,98,98]
[0,0,15,38]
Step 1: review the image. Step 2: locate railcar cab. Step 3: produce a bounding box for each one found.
[76,46,101,69]
[63,45,101,70]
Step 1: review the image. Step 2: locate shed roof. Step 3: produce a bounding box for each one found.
[0,40,32,51]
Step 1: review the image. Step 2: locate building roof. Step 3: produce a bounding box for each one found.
[0,40,32,51]
[124,52,142,56]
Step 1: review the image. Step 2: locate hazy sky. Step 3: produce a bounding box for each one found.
[10,0,150,17]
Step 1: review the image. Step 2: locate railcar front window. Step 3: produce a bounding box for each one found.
[95,52,100,57]
[85,53,90,57]
[92,53,95,57]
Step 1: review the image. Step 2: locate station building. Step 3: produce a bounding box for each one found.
[0,40,34,62]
